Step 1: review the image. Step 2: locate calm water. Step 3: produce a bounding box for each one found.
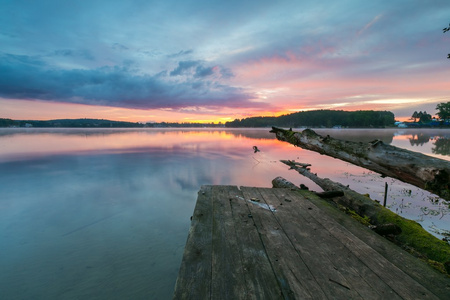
[0,128,449,299]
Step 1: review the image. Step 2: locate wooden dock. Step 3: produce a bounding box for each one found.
[173,186,450,299]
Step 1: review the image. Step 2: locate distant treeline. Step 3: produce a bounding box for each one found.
[0,118,225,128]
[225,110,395,128]
[1,110,395,128]
[0,118,143,128]
[146,122,224,128]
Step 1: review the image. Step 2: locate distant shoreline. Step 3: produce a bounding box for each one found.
[1,116,449,129]
[2,126,450,130]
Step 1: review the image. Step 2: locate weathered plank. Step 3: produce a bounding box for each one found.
[276,164,450,272]
[256,187,392,300]
[303,189,450,299]
[173,186,213,299]
[211,185,247,299]
[225,186,284,299]
[174,186,449,299]
[240,187,325,299]
[278,189,440,300]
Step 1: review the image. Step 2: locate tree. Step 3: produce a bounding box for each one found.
[224,110,394,128]
[411,111,418,122]
[436,102,450,121]
[419,111,431,123]
[444,23,450,59]
[0,118,16,127]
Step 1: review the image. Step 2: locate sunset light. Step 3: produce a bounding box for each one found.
[2,3,450,298]
[1,1,449,122]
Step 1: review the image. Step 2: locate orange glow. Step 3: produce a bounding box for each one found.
[1,96,443,123]
[0,129,234,157]
[228,50,450,120]
[2,51,449,125]
[0,128,295,162]
[395,116,414,122]
[0,98,239,123]
[0,98,295,123]
[392,134,415,141]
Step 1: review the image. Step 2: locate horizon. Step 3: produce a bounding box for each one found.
[1,109,430,124]
[1,1,449,123]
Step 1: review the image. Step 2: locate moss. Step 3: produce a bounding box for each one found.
[375,208,450,266]
[298,189,450,275]
[356,214,371,225]
[285,130,296,140]
[336,205,372,226]
[427,259,447,274]
[342,189,450,268]
[301,128,319,138]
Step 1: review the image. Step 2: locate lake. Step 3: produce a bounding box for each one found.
[0,128,449,299]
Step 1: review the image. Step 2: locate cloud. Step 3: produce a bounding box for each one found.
[167,49,194,58]
[194,65,215,78]
[51,49,95,60]
[0,53,257,110]
[170,60,201,76]
[1,0,450,120]
[170,60,235,79]
[111,43,129,51]
[357,14,383,36]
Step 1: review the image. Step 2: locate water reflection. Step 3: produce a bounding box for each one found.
[315,128,450,157]
[409,133,431,146]
[404,131,450,157]
[0,129,311,299]
[432,138,450,156]
[0,128,449,299]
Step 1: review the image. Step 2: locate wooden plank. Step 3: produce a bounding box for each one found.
[210,185,248,299]
[259,188,399,300]
[240,186,326,299]
[173,186,213,299]
[281,189,440,300]
[175,186,449,299]
[255,187,365,299]
[225,186,284,299]
[301,190,450,299]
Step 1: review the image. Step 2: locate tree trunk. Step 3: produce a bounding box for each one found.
[270,127,450,201]
[278,160,386,221]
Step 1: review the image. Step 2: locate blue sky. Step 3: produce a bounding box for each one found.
[1,0,449,122]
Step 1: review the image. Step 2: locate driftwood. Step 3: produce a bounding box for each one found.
[278,161,381,220]
[271,127,450,201]
[314,191,345,198]
[272,175,343,198]
[278,160,422,231]
[272,176,299,190]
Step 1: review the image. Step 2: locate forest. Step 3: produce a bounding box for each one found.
[225,110,395,128]
[0,118,228,128]
[0,118,143,128]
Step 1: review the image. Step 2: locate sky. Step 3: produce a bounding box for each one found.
[1,0,450,123]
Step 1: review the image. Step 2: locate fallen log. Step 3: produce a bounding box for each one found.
[273,169,450,274]
[314,190,345,198]
[279,160,385,221]
[271,176,299,190]
[272,175,343,198]
[271,127,450,201]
